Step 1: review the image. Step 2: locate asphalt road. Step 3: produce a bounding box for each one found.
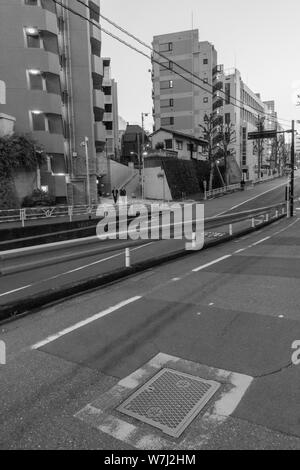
[1,205,300,449]
[0,176,298,307]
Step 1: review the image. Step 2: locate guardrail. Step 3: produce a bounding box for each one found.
[205,183,241,200]
[0,204,99,227]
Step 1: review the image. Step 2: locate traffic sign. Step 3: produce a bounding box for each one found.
[248,130,278,140]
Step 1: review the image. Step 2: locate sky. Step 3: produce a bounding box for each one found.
[101,0,300,132]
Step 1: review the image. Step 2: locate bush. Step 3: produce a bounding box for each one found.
[22,189,56,208]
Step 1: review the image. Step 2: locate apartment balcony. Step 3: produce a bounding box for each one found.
[90,22,101,43]
[103,112,113,122]
[104,95,112,104]
[94,122,106,143]
[213,98,224,111]
[102,77,112,87]
[93,89,104,110]
[25,49,61,75]
[105,129,113,138]
[32,131,65,155]
[91,54,103,76]
[22,7,58,36]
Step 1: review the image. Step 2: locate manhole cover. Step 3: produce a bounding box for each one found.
[117,368,220,438]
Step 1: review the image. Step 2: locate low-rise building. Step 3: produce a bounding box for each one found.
[150,128,207,160]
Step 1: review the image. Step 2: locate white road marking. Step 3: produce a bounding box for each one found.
[0,285,33,298]
[0,242,154,298]
[192,255,232,273]
[215,179,290,217]
[251,236,271,246]
[31,296,142,350]
[234,248,246,254]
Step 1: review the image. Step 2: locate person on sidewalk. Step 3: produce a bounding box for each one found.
[120,187,127,206]
[112,188,119,204]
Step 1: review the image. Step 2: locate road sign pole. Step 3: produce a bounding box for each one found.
[290,120,295,217]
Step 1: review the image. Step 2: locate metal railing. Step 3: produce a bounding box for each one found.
[205,183,241,200]
[0,205,99,227]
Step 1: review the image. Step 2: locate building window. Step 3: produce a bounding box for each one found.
[160,80,173,90]
[225,113,231,124]
[90,37,101,56]
[28,70,43,90]
[203,97,208,103]
[47,114,63,134]
[44,73,61,94]
[88,1,100,22]
[203,58,208,64]
[92,72,103,90]
[25,28,41,48]
[159,42,173,52]
[31,111,46,131]
[50,153,66,174]
[161,117,174,126]
[176,140,183,150]
[161,98,174,108]
[165,139,173,149]
[225,83,231,104]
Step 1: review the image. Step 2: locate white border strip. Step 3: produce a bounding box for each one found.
[31,296,142,350]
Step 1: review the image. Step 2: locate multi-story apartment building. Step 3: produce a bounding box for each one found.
[0,0,106,204]
[152,30,217,140]
[102,57,119,160]
[213,67,278,181]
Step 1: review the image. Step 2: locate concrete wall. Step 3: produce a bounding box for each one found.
[144,167,172,201]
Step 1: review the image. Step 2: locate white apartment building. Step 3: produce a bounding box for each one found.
[152,30,217,139]
[102,58,119,160]
[213,67,278,181]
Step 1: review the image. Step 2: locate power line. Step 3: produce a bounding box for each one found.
[75,0,292,126]
[54,0,290,128]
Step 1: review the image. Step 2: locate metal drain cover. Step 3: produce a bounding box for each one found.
[117,368,220,438]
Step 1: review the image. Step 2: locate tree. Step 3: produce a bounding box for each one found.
[199,113,216,191]
[253,116,266,180]
[214,121,236,186]
[0,134,45,209]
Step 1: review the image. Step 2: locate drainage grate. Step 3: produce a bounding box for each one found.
[117,368,220,438]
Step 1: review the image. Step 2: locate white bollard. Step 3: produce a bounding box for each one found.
[251,218,255,228]
[125,248,131,268]
[229,224,233,236]
[275,210,279,218]
[265,213,269,222]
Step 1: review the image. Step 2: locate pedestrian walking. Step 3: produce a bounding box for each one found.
[112,188,119,204]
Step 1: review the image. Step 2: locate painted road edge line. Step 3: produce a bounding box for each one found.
[31,296,142,350]
[192,255,232,273]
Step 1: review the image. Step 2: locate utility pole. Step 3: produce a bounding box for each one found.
[290,120,295,217]
[84,136,91,208]
[141,112,149,199]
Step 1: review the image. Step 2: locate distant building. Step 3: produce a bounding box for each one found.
[0,0,106,204]
[152,30,217,139]
[121,124,149,166]
[102,58,119,161]
[211,67,278,181]
[150,128,207,160]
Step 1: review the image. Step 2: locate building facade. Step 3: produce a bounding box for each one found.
[152,30,217,139]
[102,57,119,160]
[212,67,278,181]
[0,0,106,204]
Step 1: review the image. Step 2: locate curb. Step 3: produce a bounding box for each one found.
[0,214,286,324]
